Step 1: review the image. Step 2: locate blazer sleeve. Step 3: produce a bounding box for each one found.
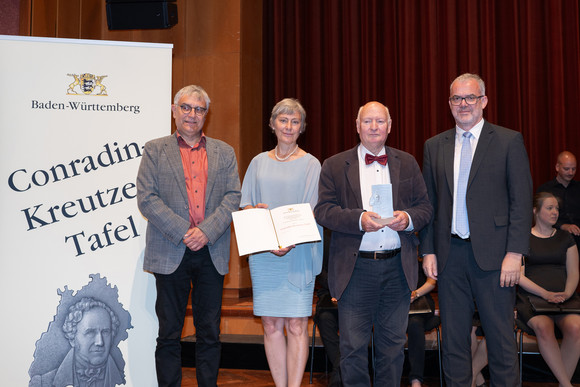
[505,132,533,255]
[418,139,437,255]
[314,156,365,236]
[136,139,190,246]
[400,154,433,234]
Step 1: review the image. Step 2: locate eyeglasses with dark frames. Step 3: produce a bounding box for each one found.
[449,95,485,106]
[178,104,208,116]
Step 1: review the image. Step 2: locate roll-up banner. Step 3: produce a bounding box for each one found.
[0,35,172,386]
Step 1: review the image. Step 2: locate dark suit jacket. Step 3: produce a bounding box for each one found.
[137,133,241,275]
[419,121,532,271]
[314,145,433,300]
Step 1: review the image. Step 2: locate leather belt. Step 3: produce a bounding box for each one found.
[451,234,471,242]
[359,248,401,260]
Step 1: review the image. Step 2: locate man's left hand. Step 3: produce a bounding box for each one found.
[184,227,209,251]
[386,211,409,231]
[500,252,522,287]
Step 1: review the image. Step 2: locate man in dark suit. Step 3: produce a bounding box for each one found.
[537,151,580,246]
[137,85,241,387]
[314,101,433,386]
[420,73,532,386]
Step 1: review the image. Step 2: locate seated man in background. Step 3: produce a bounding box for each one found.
[537,151,580,246]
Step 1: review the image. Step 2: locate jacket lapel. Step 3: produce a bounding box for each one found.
[442,129,455,195]
[345,146,363,209]
[164,133,189,202]
[468,120,493,190]
[387,146,400,207]
[205,137,217,203]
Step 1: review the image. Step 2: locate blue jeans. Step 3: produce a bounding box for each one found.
[154,246,224,387]
[338,254,410,387]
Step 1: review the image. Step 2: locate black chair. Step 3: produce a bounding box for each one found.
[309,320,328,384]
[426,315,443,387]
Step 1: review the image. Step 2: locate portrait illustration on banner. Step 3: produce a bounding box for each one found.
[28,274,132,387]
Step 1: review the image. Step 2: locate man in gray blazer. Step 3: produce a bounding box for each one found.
[420,73,532,386]
[137,85,241,387]
[314,102,432,386]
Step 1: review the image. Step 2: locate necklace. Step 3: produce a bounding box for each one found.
[532,226,556,238]
[274,144,299,161]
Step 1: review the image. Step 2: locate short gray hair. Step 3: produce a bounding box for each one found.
[270,98,307,133]
[450,73,486,96]
[173,85,211,109]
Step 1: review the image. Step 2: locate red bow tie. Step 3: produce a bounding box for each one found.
[365,153,388,165]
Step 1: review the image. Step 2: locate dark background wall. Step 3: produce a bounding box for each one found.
[263,1,580,190]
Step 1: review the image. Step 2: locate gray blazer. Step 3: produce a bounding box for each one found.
[419,121,532,271]
[314,145,433,300]
[137,133,241,275]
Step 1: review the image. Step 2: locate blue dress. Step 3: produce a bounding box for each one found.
[240,152,323,317]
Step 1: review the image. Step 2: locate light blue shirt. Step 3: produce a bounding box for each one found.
[357,144,413,251]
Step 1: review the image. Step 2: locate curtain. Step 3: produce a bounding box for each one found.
[263,0,580,188]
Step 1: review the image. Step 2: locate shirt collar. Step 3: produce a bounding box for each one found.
[177,132,206,149]
[358,143,386,158]
[455,118,484,141]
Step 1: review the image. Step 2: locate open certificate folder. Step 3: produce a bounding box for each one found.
[232,203,321,256]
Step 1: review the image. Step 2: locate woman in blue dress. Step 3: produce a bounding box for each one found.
[240,98,322,387]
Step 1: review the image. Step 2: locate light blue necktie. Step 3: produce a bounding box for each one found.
[456,132,473,237]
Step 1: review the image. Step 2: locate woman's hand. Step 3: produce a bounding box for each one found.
[243,203,269,210]
[270,245,295,257]
[411,290,419,302]
[544,291,567,304]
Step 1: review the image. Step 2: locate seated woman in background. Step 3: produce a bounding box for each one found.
[470,315,487,387]
[407,258,437,387]
[516,192,580,387]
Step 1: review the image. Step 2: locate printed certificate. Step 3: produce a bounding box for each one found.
[232,203,321,255]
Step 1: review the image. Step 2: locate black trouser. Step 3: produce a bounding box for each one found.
[154,246,224,387]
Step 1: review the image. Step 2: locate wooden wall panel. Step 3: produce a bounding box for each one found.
[30,0,58,36]
[240,0,264,174]
[17,0,263,296]
[56,0,80,38]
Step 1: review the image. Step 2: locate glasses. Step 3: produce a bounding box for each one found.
[179,104,208,116]
[449,95,485,106]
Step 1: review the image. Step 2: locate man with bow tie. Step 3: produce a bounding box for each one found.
[314,101,433,387]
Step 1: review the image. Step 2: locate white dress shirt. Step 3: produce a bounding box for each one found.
[357,144,403,251]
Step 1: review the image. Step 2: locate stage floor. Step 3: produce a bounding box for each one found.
[181,367,566,386]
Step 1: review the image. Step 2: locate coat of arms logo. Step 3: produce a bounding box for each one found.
[67,73,108,95]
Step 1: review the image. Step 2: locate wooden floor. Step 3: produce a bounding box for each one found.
[181,367,564,386]
[180,296,576,386]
